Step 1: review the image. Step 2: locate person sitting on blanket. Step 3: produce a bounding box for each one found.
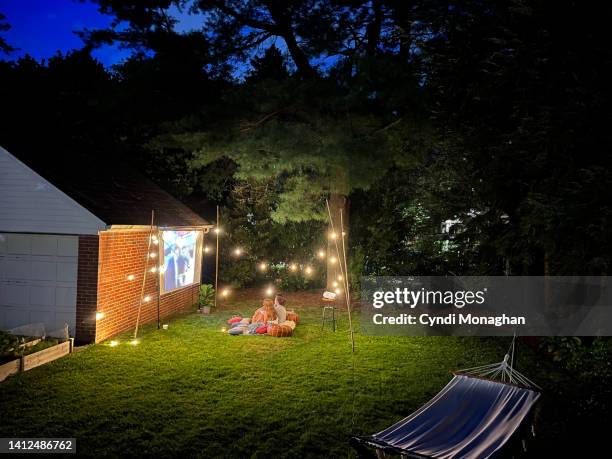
[251,298,277,324]
[273,294,287,323]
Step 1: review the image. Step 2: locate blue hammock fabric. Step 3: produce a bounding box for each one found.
[359,374,540,459]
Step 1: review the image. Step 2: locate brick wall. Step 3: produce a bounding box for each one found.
[95,229,199,343]
[75,235,99,343]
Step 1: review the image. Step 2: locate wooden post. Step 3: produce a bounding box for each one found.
[340,209,355,353]
[214,205,220,309]
[326,199,355,352]
[134,210,155,340]
[156,233,161,329]
[326,194,347,290]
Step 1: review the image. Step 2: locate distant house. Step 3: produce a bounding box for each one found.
[0,146,212,343]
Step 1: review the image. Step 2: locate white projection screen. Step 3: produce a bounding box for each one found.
[159,230,203,294]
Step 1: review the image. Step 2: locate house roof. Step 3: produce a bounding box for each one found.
[0,146,106,235]
[4,147,210,229]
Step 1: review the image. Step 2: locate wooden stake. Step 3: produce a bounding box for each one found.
[134,210,155,339]
[214,205,220,309]
[340,209,355,353]
[326,199,355,352]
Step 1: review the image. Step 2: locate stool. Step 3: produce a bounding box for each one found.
[321,298,337,332]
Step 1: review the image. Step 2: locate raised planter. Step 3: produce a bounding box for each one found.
[0,339,73,382]
[0,358,20,382]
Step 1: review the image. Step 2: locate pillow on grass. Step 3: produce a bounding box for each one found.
[228,316,242,324]
[286,312,299,323]
[255,325,268,335]
[228,326,246,335]
[268,324,293,337]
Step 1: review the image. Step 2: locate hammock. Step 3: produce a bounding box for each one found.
[351,350,541,459]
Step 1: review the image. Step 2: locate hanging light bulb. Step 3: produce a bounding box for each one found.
[265,286,274,296]
[149,252,157,259]
[317,250,326,259]
[332,281,338,288]
[221,288,230,297]
[259,262,267,271]
[204,246,211,253]
[234,247,242,256]
[337,275,343,281]
[329,232,337,240]
[150,266,157,273]
[289,263,298,272]
[330,256,337,264]
[144,295,151,303]
[335,287,342,295]
[127,274,135,281]
[305,266,313,275]
[109,340,119,347]
[95,312,105,320]
[214,227,221,234]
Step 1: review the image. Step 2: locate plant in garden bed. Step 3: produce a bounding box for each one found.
[0,331,60,365]
[0,331,21,364]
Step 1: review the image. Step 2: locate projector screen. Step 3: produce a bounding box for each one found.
[160,230,202,294]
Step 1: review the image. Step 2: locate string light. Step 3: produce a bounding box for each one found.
[149,252,157,259]
[337,275,343,281]
[221,288,230,297]
[330,256,337,264]
[130,339,139,346]
[289,263,298,272]
[329,232,337,240]
[144,295,151,303]
[159,266,166,274]
[221,327,227,333]
[305,266,313,275]
[150,266,157,273]
[151,236,159,245]
[214,228,221,234]
[335,287,342,295]
[109,340,119,347]
[234,248,242,256]
[317,250,326,259]
[259,262,267,271]
[265,286,274,296]
[127,274,135,281]
[332,281,338,288]
[204,246,211,253]
[95,312,105,320]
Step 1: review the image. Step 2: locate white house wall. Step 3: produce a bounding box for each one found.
[0,233,78,335]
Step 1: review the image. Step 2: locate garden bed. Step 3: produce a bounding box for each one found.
[0,335,73,382]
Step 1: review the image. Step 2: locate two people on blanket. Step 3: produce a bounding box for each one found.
[251,294,287,324]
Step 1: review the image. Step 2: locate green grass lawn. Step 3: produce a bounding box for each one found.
[0,295,600,457]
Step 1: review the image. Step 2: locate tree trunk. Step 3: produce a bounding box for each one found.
[264,2,317,78]
[282,32,317,78]
[366,0,383,57]
[326,193,349,293]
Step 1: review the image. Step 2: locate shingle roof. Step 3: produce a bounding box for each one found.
[11,151,210,228]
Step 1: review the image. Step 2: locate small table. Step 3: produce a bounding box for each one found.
[321,297,337,332]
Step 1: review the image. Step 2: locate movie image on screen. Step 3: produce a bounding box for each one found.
[160,230,202,293]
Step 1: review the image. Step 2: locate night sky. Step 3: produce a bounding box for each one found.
[0,0,201,67]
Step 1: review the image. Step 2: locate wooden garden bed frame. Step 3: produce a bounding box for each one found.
[0,339,74,382]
